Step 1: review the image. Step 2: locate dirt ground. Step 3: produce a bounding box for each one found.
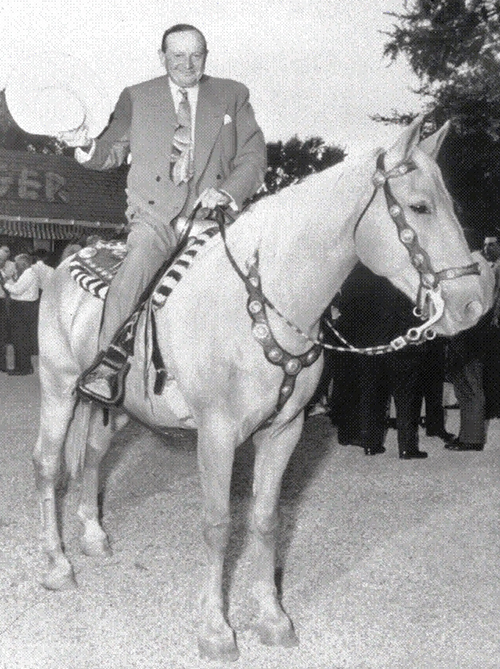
[0,359,499,669]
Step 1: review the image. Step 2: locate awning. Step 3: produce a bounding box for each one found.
[0,215,125,240]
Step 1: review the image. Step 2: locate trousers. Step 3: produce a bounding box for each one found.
[99,217,178,349]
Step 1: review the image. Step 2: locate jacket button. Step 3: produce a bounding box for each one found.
[156,176,161,182]
[148,200,155,205]
[216,174,222,180]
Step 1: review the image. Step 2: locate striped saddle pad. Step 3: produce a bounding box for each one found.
[69,227,219,304]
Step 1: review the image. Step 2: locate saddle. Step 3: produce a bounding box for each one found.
[69,222,219,406]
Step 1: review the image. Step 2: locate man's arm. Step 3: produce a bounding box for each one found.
[219,84,267,210]
[60,89,132,171]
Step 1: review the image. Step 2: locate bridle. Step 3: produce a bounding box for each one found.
[215,150,480,359]
[210,152,481,423]
[334,151,480,352]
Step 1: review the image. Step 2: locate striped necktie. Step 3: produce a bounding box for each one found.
[170,88,194,186]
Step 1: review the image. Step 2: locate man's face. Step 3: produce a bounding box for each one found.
[485,241,500,261]
[160,30,207,88]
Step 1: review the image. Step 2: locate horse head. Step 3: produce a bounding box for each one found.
[353,116,493,337]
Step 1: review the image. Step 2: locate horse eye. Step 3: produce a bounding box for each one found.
[409,203,430,214]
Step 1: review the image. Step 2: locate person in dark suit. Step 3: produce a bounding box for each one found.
[60,24,266,400]
[323,263,447,459]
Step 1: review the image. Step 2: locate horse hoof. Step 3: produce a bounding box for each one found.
[254,617,299,648]
[80,534,112,558]
[198,634,239,663]
[41,567,77,591]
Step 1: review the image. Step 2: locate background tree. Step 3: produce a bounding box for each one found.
[251,136,346,203]
[381,0,500,234]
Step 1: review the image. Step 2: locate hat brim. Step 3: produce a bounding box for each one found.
[5,52,112,138]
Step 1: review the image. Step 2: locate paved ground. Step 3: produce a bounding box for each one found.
[0,359,499,669]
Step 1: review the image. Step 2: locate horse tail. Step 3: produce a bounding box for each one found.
[65,397,92,479]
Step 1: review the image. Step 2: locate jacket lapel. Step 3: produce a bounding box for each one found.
[193,76,225,179]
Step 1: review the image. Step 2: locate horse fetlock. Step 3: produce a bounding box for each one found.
[253,611,299,648]
[202,520,231,551]
[79,521,111,557]
[42,556,77,591]
[198,621,239,663]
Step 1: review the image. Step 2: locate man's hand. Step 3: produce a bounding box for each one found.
[195,187,231,211]
[57,123,92,149]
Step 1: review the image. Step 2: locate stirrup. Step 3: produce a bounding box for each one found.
[76,345,130,407]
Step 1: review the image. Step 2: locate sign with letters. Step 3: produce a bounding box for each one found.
[0,148,126,225]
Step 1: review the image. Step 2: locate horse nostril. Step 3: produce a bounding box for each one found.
[464,300,482,324]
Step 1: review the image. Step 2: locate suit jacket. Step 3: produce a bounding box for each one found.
[82,74,267,225]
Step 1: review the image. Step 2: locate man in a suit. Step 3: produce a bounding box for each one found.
[60,24,266,401]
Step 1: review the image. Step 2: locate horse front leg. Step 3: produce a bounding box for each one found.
[196,416,239,662]
[77,408,128,557]
[33,392,77,591]
[250,412,304,647]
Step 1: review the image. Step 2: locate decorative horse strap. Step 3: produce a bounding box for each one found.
[214,148,480,421]
[215,209,321,426]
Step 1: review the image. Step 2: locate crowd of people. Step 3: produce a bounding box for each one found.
[0,245,54,375]
[308,229,500,459]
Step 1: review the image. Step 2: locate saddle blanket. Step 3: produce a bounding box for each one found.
[69,227,219,305]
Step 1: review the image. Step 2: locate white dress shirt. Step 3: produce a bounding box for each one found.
[4,267,39,301]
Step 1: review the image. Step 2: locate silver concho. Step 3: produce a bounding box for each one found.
[389,204,402,218]
[397,163,408,175]
[252,323,270,340]
[306,348,320,364]
[280,385,293,396]
[400,228,415,244]
[445,268,457,279]
[268,347,283,363]
[284,358,302,375]
[249,277,259,288]
[372,171,386,187]
[413,253,425,267]
[249,300,262,314]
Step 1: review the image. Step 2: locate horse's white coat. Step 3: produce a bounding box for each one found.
[33,119,493,662]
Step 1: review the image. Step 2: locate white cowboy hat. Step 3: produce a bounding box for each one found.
[5,52,112,138]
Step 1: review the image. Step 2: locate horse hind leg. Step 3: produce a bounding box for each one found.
[249,413,304,648]
[77,407,128,557]
[33,391,78,591]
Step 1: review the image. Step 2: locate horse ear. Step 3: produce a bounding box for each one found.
[384,115,423,169]
[419,120,450,159]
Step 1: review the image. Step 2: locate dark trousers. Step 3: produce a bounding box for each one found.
[0,298,9,370]
[449,359,485,445]
[9,300,38,372]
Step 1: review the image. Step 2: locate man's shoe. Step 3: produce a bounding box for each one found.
[427,429,456,441]
[76,345,131,406]
[399,449,428,459]
[364,445,386,456]
[81,369,116,401]
[444,438,484,451]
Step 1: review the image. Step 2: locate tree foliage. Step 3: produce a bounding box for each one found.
[251,136,346,202]
[382,1,500,233]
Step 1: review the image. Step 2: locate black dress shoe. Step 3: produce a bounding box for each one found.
[426,429,456,441]
[363,445,386,456]
[399,449,428,459]
[444,439,484,451]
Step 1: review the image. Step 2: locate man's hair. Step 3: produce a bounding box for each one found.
[161,24,207,53]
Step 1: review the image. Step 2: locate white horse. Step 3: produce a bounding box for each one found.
[33,118,493,662]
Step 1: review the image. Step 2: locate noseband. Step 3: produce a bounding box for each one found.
[352,152,480,342]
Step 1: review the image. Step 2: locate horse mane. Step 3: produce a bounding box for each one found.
[226,148,380,265]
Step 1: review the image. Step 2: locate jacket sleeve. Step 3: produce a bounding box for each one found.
[219,85,267,210]
[81,88,132,171]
